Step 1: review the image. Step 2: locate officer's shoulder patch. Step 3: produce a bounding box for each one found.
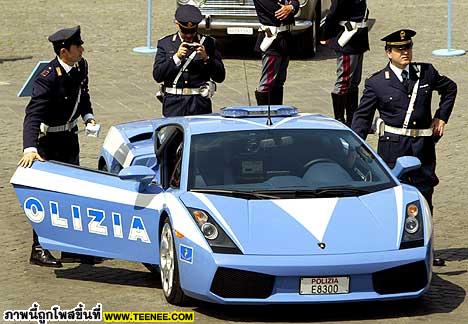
[158,34,176,42]
[366,69,381,80]
[55,67,62,76]
[40,66,52,78]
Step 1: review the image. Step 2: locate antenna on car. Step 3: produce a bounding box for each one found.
[266,91,273,126]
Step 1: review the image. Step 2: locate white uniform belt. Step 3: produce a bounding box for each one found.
[260,24,292,33]
[384,125,433,137]
[339,21,368,28]
[164,87,201,95]
[40,119,78,133]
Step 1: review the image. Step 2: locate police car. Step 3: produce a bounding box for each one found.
[11,106,432,305]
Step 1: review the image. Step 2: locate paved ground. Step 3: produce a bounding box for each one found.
[0,0,467,323]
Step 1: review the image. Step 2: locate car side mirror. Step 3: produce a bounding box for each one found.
[118,166,156,190]
[391,156,421,179]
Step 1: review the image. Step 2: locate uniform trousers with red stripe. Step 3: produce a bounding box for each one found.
[257,53,289,104]
[331,52,363,126]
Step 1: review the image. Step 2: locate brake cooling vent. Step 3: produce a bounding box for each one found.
[210,267,275,298]
[372,261,428,294]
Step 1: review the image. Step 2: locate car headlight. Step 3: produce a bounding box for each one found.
[187,208,242,254]
[400,201,424,249]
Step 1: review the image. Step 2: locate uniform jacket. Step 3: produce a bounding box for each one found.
[320,0,369,54]
[152,33,225,117]
[153,33,225,89]
[351,62,457,188]
[23,57,93,150]
[253,0,299,56]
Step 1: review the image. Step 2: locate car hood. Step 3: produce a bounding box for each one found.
[180,187,406,255]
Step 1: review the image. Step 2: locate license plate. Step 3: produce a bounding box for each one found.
[227,27,253,35]
[300,276,350,295]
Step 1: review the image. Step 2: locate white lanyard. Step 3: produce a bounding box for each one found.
[402,65,421,130]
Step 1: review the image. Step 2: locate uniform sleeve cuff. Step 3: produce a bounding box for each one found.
[24,147,38,154]
[173,54,182,66]
[83,113,95,123]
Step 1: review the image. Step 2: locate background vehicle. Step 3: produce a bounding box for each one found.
[177,0,331,57]
[11,106,432,306]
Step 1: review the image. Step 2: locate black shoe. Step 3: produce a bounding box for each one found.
[433,258,446,266]
[30,248,62,268]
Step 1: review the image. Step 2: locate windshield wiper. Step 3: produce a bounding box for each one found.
[189,189,281,200]
[256,186,371,198]
[313,186,372,197]
[254,189,320,198]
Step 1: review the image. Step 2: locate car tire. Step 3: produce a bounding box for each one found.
[295,0,321,58]
[159,217,186,305]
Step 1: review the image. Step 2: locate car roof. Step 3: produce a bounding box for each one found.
[168,112,349,136]
[111,107,350,142]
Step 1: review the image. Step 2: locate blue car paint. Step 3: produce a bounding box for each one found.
[180,188,420,255]
[11,108,433,305]
[176,241,432,304]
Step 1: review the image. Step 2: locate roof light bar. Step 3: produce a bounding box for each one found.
[220,106,299,118]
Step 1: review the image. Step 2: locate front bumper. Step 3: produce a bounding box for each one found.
[177,241,432,304]
[198,17,312,36]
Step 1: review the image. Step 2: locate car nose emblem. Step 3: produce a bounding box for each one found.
[318,243,326,249]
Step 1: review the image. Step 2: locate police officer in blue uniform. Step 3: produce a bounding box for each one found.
[320,0,369,125]
[153,5,225,117]
[351,30,457,266]
[253,0,299,105]
[18,26,97,267]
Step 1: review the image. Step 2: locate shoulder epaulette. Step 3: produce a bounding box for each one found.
[40,66,53,78]
[366,69,382,80]
[157,34,176,42]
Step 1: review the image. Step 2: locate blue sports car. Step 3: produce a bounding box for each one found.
[11,106,433,305]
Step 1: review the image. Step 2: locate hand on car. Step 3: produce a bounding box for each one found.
[86,118,96,126]
[275,1,294,21]
[18,152,45,168]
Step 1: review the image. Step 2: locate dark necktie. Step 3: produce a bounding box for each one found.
[401,70,410,92]
[69,66,79,78]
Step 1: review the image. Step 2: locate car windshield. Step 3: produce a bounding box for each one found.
[188,129,396,197]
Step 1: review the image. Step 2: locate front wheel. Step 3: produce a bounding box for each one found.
[159,218,186,305]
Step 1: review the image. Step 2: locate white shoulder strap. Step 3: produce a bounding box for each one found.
[172,36,206,88]
[402,65,421,129]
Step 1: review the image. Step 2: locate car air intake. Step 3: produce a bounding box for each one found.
[372,261,428,294]
[210,267,275,298]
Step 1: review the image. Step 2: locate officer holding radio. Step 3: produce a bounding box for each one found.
[153,5,225,117]
[18,26,98,267]
[253,0,299,105]
[320,0,369,126]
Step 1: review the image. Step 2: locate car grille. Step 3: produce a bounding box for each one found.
[201,0,257,16]
[372,261,428,294]
[210,267,275,298]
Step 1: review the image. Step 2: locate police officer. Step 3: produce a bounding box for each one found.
[320,0,369,125]
[351,30,457,266]
[253,0,299,105]
[18,26,97,267]
[153,5,225,117]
